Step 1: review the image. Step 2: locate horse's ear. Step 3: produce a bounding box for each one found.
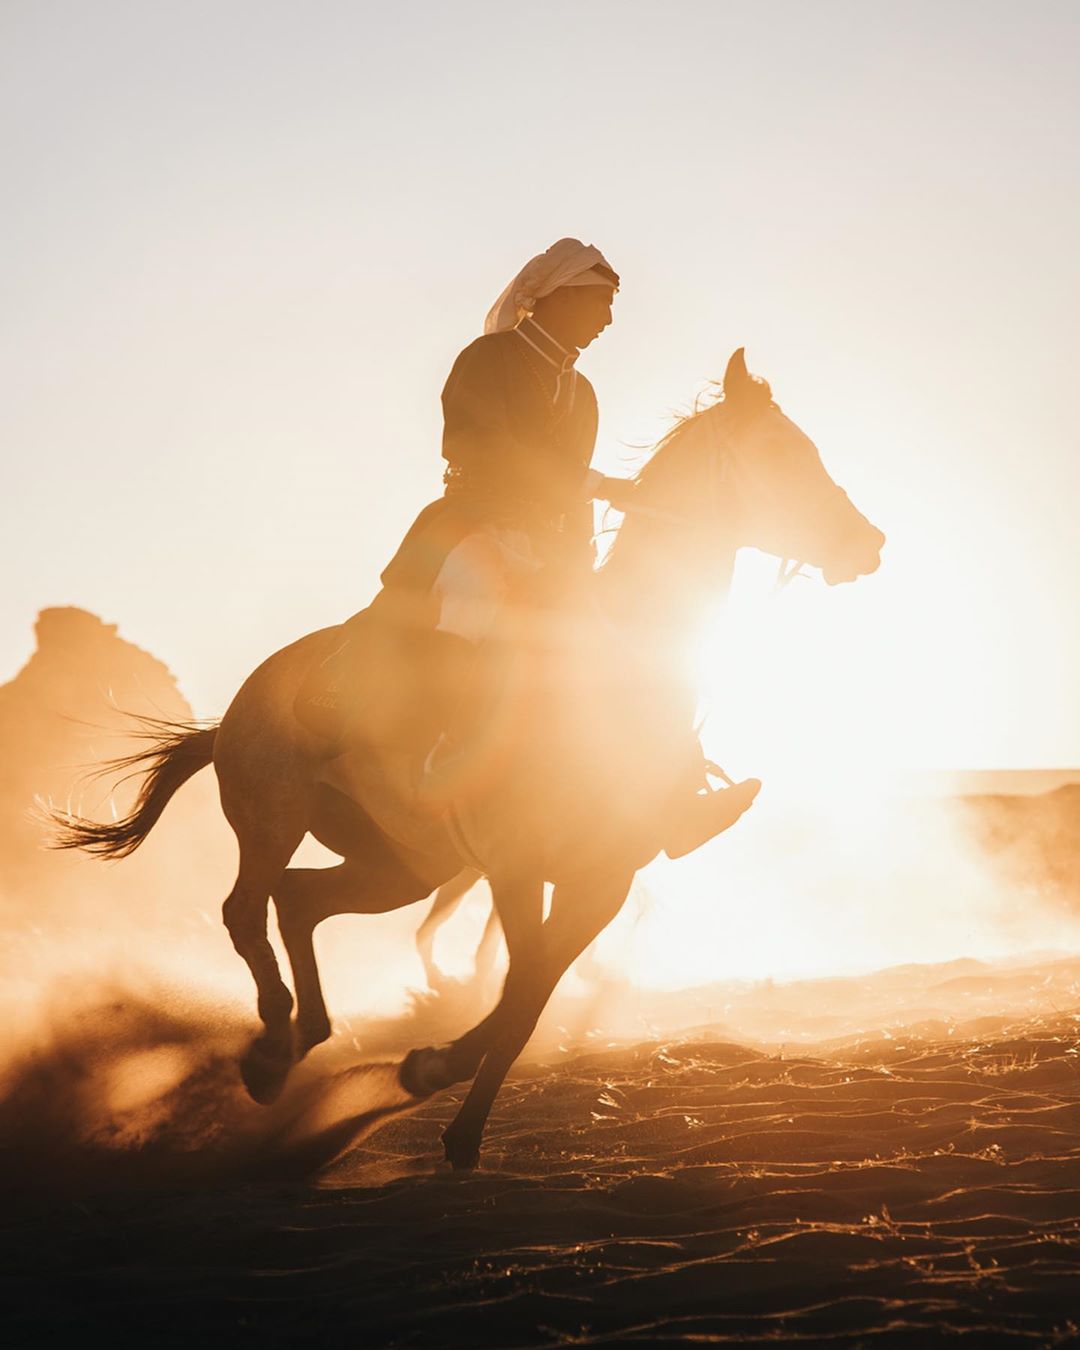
[723,347,749,398]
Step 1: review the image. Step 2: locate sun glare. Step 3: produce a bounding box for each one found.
[691,550,895,798]
[596,548,1080,991]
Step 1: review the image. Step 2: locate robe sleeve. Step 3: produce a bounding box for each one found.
[441,337,521,472]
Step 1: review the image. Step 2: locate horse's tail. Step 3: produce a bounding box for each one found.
[48,718,219,860]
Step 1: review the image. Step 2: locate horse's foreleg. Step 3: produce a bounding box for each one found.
[415,866,483,990]
[441,870,633,1171]
[399,988,502,1098]
[400,874,541,1098]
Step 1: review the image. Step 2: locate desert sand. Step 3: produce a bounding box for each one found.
[3,955,1080,1348]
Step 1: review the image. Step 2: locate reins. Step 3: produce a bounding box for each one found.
[613,501,808,590]
[776,558,808,589]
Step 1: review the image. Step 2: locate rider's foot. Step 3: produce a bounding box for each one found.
[663,778,761,859]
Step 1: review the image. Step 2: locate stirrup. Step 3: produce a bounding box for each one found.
[664,777,761,860]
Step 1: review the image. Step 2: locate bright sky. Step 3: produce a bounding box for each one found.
[3,0,1078,771]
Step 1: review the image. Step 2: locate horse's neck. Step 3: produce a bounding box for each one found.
[592,522,736,734]
[599,411,738,633]
[597,508,737,652]
[594,411,741,729]
[599,553,733,634]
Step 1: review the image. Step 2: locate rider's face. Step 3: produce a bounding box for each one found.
[569,286,615,347]
[535,285,615,350]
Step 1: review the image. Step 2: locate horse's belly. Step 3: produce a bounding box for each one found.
[320,749,459,869]
[447,749,668,883]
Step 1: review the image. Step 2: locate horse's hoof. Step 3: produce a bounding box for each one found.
[239,1038,294,1105]
[400,1046,450,1099]
[294,1015,332,1059]
[442,1125,480,1172]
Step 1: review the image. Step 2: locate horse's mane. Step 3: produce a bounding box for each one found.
[602,371,773,568]
[633,384,723,487]
[633,372,774,490]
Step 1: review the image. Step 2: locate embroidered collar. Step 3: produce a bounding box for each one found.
[514,316,578,375]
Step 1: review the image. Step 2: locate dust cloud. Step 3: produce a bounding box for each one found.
[2,608,1078,1187]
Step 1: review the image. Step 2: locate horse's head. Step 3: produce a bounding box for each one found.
[716,348,885,585]
[604,352,885,634]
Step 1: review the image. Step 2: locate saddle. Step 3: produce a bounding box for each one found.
[294,589,468,754]
[297,585,541,869]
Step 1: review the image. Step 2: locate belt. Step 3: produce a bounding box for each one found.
[442,467,567,533]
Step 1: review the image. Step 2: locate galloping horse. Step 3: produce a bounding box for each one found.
[55,350,884,1170]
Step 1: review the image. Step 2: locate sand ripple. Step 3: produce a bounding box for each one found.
[4,1005,1080,1346]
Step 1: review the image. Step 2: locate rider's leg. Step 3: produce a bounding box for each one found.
[424,528,535,756]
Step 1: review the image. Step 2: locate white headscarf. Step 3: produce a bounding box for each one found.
[484,238,618,335]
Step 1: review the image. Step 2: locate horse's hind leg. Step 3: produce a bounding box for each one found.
[274,867,336,1057]
[223,841,305,1104]
[273,853,439,1059]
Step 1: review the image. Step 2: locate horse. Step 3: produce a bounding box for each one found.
[53,348,885,1170]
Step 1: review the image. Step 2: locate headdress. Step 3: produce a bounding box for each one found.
[484,238,618,334]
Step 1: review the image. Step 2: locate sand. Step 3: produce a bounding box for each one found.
[3,958,1080,1348]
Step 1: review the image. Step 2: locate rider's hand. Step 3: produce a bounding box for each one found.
[592,474,637,513]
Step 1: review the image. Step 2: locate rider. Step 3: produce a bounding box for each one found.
[301,238,759,855]
[380,237,628,633]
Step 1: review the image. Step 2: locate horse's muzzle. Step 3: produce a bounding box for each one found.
[822,525,886,586]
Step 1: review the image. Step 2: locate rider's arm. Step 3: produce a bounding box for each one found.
[570,376,635,511]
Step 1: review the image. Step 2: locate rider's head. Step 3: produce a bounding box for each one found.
[484,239,619,347]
